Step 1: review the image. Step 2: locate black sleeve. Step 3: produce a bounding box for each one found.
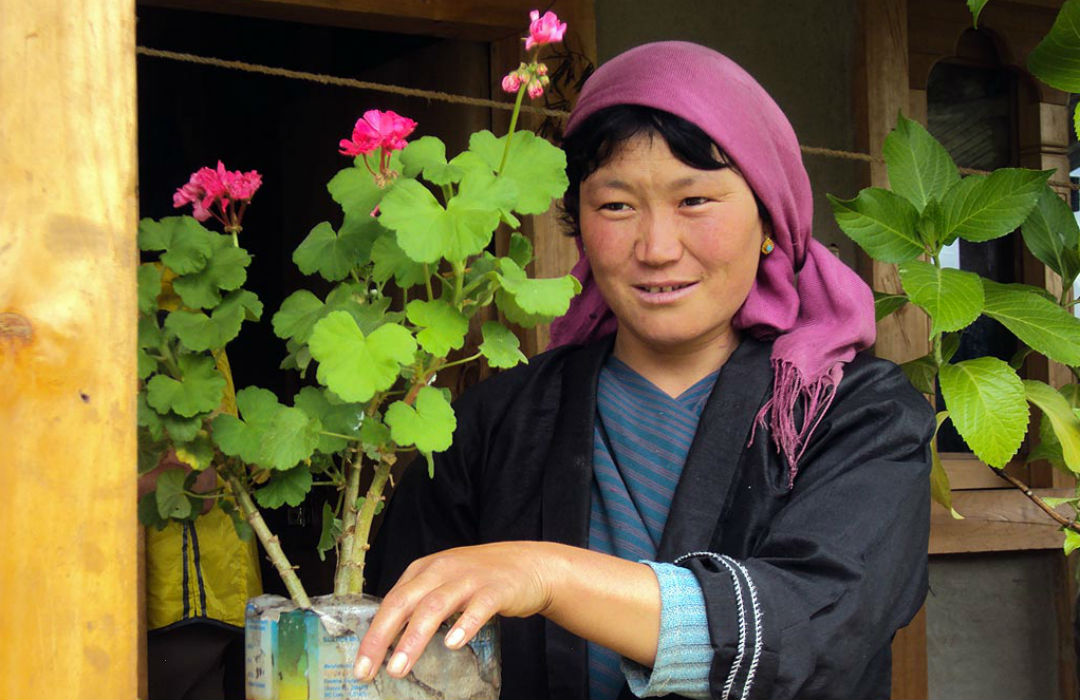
[679,359,934,700]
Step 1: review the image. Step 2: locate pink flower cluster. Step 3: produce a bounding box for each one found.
[339,109,417,157]
[525,10,567,50]
[173,161,262,225]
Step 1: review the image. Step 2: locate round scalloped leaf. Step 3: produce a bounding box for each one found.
[172,234,252,309]
[146,354,226,418]
[293,221,362,282]
[496,258,581,323]
[370,234,428,289]
[897,260,983,337]
[467,130,568,214]
[165,290,262,352]
[384,387,456,454]
[272,290,326,342]
[406,300,468,356]
[399,136,462,185]
[939,357,1028,468]
[254,465,313,509]
[479,322,527,369]
[328,165,383,219]
[139,217,215,275]
[138,264,163,315]
[293,386,364,454]
[308,311,417,403]
[211,387,321,470]
[378,179,499,264]
[154,467,194,520]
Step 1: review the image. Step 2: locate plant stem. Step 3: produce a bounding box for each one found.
[226,472,312,607]
[452,261,466,306]
[334,451,363,595]
[342,458,395,594]
[498,86,527,174]
[320,430,359,441]
[994,468,1080,533]
[440,352,483,370]
[424,264,434,302]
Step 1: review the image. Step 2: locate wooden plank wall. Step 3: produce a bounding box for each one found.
[0,1,140,698]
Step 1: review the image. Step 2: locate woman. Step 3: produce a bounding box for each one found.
[357,41,934,700]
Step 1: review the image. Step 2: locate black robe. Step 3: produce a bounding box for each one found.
[367,336,935,700]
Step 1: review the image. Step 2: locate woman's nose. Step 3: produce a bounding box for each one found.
[635,213,683,266]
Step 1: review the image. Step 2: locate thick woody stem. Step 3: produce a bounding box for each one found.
[334,452,363,595]
[226,473,312,608]
[994,468,1080,533]
[342,458,394,595]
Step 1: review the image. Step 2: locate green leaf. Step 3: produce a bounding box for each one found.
[174,434,214,472]
[883,113,960,213]
[942,332,961,362]
[384,387,457,454]
[407,300,468,356]
[873,291,908,322]
[939,357,1028,467]
[936,169,1052,244]
[172,234,252,309]
[138,315,163,351]
[165,289,262,352]
[308,311,417,403]
[1027,0,1080,92]
[930,411,962,518]
[370,234,429,289]
[468,130,569,214]
[399,136,462,185]
[161,412,202,443]
[982,279,1080,366]
[293,221,363,282]
[138,264,163,315]
[479,322,527,369]
[897,260,984,337]
[495,259,581,326]
[138,491,170,530]
[137,425,167,475]
[329,165,384,218]
[254,466,313,509]
[828,189,924,263]
[967,0,991,27]
[508,233,534,269]
[316,502,343,561]
[1024,379,1080,472]
[272,290,326,343]
[900,354,938,395]
[293,386,364,454]
[1021,185,1080,284]
[211,387,322,470]
[1065,529,1080,556]
[146,354,225,418]
[360,414,392,460]
[139,217,215,275]
[138,392,165,442]
[219,500,254,541]
[379,179,500,264]
[155,467,194,520]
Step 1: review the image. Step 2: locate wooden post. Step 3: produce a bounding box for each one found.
[0,1,139,698]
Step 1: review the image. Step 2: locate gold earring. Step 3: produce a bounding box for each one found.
[761,237,775,255]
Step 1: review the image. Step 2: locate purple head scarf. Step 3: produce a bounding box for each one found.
[548,41,875,485]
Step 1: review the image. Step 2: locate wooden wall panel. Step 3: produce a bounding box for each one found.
[0,1,140,698]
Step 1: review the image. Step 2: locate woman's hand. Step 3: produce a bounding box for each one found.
[354,541,661,682]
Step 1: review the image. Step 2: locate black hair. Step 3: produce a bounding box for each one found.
[560,105,746,237]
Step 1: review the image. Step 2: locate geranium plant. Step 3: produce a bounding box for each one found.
[137,10,578,609]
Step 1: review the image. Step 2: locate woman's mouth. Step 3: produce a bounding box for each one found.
[633,281,698,302]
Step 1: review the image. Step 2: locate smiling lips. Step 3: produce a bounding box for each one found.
[633,281,699,302]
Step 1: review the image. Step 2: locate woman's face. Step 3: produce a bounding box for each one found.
[579,133,765,361]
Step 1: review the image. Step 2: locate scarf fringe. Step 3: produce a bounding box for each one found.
[749,360,842,489]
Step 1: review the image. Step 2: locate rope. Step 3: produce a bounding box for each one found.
[136,45,1079,191]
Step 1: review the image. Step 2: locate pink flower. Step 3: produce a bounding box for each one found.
[223,169,262,200]
[525,10,567,51]
[501,72,523,94]
[339,109,417,156]
[527,79,545,99]
[173,161,262,228]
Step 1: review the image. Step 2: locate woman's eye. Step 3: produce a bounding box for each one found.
[599,202,631,212]
[681,196,711,207]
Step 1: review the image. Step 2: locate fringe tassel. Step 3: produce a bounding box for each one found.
[749,360,842,489]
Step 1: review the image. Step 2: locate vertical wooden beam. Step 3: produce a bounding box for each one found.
[857,1,929,698]
[0,1,139,699]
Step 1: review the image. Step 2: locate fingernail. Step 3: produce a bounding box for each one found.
[445,627,466,648]
[355,655,372,680]
[387,651,408,676]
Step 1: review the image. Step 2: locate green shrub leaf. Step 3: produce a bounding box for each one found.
[937,169,1051,244]
[317,502,343,561]
[898,260,984,336]
[883,113,960,213]
[900,354,938,395]
[211,387,321,470]
[384,387,456,454]
[1024,380,1080,472]
[146,354,226,418]
[172,234,251,309]
[873,291,909,321]
[930,411,962,518]
[308,311,416,403]
[407,300,468,356]
[1021,184,1080,284]
[468,130,568,214]
[480,322,528,369]
[1027,0,1080,92]
[828,188,924,262]
[982,279,1080,365]
[939,357,1028,467]
[254,466,313,509]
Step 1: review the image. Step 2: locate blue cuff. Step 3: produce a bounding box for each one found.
[622,562,712,699]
